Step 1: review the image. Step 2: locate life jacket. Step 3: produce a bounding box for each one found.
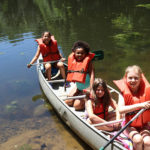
[93,103,108,119]
[35,35,61,62]
[89,94,108,119]
[113,74,150,127]
[66,52,95,83]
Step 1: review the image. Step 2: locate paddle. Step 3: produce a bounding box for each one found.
[30,50,104,66]
[30,60,60,66]
[62,95,86,100]
[92,50,104,61]
[99,108,146,150]
[93,119,123,127]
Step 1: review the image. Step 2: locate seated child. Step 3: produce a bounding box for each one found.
[65,40,95,110]
[85,78,121,131]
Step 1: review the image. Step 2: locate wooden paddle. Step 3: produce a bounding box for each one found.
[99,108,146,150]
[30,50,104,66]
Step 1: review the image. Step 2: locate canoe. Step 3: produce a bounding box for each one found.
[36,57,128,150]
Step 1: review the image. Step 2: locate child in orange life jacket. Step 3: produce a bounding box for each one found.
[85,78,120,131]
[27,31,66,81]
[114,65,150,150]
[65,41,95,111]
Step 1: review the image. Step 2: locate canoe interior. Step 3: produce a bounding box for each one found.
[36,57,128,150]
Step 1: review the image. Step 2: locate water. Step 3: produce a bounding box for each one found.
[0,0,150,149]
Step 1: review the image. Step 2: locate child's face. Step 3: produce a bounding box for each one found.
[74,48,86,61]
[42,32,51,45]
[126,70,141,92]
[95,85,105,98]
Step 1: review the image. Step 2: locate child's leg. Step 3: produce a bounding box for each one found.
[65,99,75,107]
[65,86,78,106]
[73,99,85,111]
[45,63,52,80]
[127,127,143,150]
[141,129,150,150]
[106,111,116,121]
[57,62,66,79]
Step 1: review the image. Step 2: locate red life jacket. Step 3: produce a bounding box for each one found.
[66,52,95,83]
[36,36,61,62]
[89,94,108,119]
[93,102,108,119]
[113,74,150,127]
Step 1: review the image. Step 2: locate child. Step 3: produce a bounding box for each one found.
[27,31,66,81]
[85,78,120,131]
[114,65,150,150]
[65,41,95,110]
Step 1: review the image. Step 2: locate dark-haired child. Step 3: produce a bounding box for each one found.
[86,78,120,131]
[27,31,66,81]
[65,40,95,110]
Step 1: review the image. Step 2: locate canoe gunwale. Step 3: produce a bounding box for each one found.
[36,57,127,150]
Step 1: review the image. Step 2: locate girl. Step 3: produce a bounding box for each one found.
[65,41,95,110]
[27,31,66,81]
[85,78,120,131]
[114,65,150,150]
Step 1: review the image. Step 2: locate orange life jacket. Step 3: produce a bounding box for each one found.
[36,36,61,62]
[113,74,150,127]
[66,52,95,83]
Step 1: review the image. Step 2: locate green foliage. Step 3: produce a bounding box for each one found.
[112,14,133,31]
[136,4,150,9]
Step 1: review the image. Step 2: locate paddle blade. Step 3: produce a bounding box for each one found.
[92,50,104,61]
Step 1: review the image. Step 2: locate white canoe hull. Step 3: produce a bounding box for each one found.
[36,61,127,150]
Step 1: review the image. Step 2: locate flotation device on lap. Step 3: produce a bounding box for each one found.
[113,74,150,127]
[67,52,95,83]
[36,36,61,62]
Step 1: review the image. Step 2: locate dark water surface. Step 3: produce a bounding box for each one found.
[0,0,150,149]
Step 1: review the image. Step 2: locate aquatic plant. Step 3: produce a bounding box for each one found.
[136,4,150,9]
[18,144,32,150]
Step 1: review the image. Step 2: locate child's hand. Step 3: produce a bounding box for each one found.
[141,101,150,109]
[27,64,32,68]
[60,57,66,62]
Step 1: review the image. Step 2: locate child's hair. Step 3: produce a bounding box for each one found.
[125,65,142,77]
[42,31,51,37]
[91,78,111,108]
[72,40,90,54]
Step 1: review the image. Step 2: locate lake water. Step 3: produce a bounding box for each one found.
[0,0,150,149]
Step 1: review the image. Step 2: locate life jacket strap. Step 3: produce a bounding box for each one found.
[67,68,87,74]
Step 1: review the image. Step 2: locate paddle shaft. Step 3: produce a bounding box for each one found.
[100,108,146,150]
[31,60,60,66]
[93,119,123,127]
[30,50,104,66]
[63,95,86,100]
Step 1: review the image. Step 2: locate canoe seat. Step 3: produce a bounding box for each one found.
[48,79,65,83]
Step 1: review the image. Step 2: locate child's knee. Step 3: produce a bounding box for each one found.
[45,63,51,70]
[65,99,74,106]
[74,100,85,110]
[57,62,64,68]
